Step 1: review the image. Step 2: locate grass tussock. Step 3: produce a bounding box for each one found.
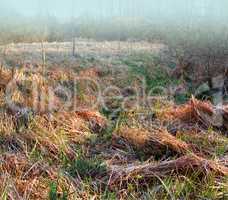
[115,127,190,156]
[167,96,228,129]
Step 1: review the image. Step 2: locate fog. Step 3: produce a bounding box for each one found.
[1,0,228,44]
[1,0,228,23]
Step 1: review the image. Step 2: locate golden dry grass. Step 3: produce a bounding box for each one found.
[167,97,214,122]
[116,127,190,155]
[0,61,227,199]
[107,154,228,188]
[0,152,80,200]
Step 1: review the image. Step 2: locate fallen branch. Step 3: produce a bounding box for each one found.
[107,155,228,187]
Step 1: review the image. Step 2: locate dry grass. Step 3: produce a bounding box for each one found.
[78,67,103,78]
[166,96,228,129]
[0,153,57,199]
[0,152,80,200]
[115,127,190,156]
[0,67,13,91]
[0,112,15,135]
[0,50,227,199]
[22,110,107,160]
[107,154,228,188]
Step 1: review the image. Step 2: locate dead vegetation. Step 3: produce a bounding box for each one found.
[0,49,227,199]
[114,127,190,156]
[0,67,13,91]
[107,155,228,188]
[166,96,228,130]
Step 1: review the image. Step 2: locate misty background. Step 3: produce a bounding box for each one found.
[0,0,228,44]
[1,0,228,21]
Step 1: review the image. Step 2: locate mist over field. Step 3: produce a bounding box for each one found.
[0,1,228,55]
[1,0,228,23]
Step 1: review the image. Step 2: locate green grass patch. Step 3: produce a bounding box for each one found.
[66,155,107,179]
[122,53,180,94]
[49,181,68,200]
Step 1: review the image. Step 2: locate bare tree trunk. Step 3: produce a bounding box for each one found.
[72,37,76,57]
[3,45,8,57]
[41,41,46,74]
[0,62,3,78]
[11,66,15,80]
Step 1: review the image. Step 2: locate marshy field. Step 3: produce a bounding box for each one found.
[0,1,228,199]
[0,37,227,199]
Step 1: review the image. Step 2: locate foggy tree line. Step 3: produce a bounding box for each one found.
[1,0,228,44]
[2,0,228,21]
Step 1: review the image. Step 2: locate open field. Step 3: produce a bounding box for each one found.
[0,40,165,67]
[0,40,227,200]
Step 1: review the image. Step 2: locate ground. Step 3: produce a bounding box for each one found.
[0,40,227,199]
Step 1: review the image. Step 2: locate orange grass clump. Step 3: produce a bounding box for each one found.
[0,68,13,91]
[46,67,74,82]
[161,96,228,130]
[169,96,214,122]
[163,96,228,129]
[79,67,102,78]
[76,110,107,130]
[116,127,190,155]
